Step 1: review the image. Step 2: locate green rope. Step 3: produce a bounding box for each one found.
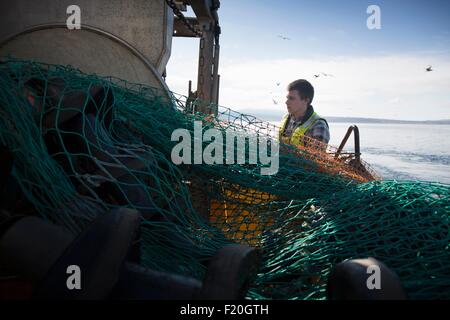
[0,59,448,299]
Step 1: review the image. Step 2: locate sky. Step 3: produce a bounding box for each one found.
[166,0,450,121]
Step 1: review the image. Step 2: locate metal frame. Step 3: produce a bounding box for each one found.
[335,125,361,161]
[0,23,172,95]
[171,0,221,114]
[334,125,378,180]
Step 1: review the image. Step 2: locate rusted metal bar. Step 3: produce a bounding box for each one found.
[335,126,355,159]
[210,33,220,109]
[196,21,215,113]
[173,17,200,37]
[353,125,361,161]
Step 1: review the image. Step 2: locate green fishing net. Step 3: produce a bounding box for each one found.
[0,60,448,299]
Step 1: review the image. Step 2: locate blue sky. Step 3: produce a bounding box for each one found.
[166,0,450,121]
[218,0,450,58]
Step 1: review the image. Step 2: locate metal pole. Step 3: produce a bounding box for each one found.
[197,21,215,114]
[335,126,355,159]
[353,125,361,161]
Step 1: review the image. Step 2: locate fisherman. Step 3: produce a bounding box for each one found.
[279,79,330,149]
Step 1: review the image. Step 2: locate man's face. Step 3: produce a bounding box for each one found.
[285,90,308,116]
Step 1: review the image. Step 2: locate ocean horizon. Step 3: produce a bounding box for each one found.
[329,122,450,184]
[267,121,450,184]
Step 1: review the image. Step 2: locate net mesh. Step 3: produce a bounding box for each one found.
[0,60,448,299]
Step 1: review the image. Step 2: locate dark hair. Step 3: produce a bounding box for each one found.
[287,79,314,105]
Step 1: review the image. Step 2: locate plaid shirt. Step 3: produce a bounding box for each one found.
[283,105,330,145]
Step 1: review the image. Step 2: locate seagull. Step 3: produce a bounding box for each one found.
[426,66,433,72]
[276,82,281,86]
[272,99,279,105]
[314,72,335,79]
[278,35,291,40]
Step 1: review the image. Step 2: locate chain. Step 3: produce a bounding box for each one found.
[165,0,202,37]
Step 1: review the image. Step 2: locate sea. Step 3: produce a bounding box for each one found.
[328,123,450,184]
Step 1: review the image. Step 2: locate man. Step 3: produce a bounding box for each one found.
[279,79,330,148]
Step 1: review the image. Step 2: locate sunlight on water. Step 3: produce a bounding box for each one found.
[329,123,450,184]
[268,121,449,183]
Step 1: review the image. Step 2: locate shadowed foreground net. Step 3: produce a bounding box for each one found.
[0,60,448,299]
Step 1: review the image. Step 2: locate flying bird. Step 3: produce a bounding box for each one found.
[276,82,281,86]
[314,72,335,79]
[278,35,291,40]
[426,66,433,72]
[272,99,279,105]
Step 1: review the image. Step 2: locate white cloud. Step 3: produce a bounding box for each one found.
[166,53,450,121]
[387,97,401,104]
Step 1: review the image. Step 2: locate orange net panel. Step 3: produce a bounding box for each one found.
[289,134,382,183]
[179,108,382,247]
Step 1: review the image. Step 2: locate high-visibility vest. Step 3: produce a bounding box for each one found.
[279,112,323,146]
